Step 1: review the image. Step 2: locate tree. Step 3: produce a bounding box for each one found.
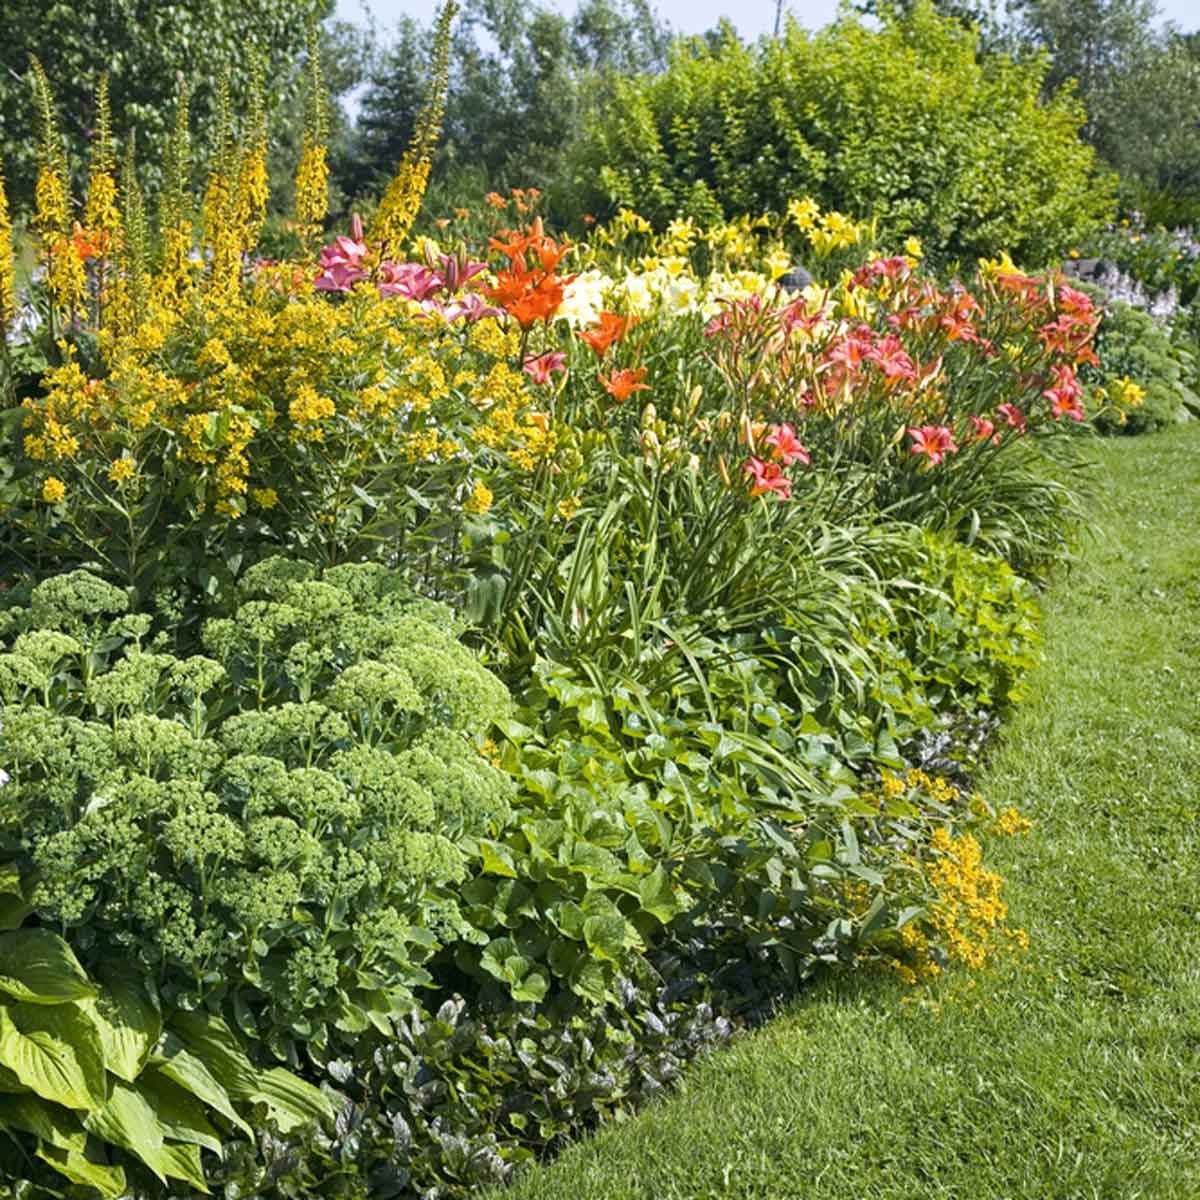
[0,0,331,215]
[342,0,671,207]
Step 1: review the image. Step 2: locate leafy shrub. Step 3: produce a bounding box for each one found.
[0,561,514,1071]
[561,3,1113,265]
[1084,295,1196,433]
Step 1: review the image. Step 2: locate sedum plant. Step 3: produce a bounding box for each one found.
[0,559,515,1071]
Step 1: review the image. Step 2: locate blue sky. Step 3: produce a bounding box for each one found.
[336,0,1199,45]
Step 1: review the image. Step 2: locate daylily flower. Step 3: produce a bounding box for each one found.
[908,425,959,465]
[969,415,996,442]
[996,403,1027,432]
[764,422,811,467]
[579,311,636,358]
[743,456,792,500]
[1042,364,1085,421]
[523,351,568,384]
[598,366,650,402]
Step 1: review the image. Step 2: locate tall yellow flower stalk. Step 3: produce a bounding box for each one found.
[30,58,84,318]
[293,22,329,248]
[202,79,242,299]
[84,76,123,327]
[237,60,270,252]
[108,136,150,339]
[0,152,16,344]
[156,86,194,302]
[371,0,458,251]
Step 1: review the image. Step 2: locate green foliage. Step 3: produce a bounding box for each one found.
[564,2,1112,264]
[0,925,331,1197]
[0,560,515,1070]
[863,531,1043,732]
[1086,295,1196,433]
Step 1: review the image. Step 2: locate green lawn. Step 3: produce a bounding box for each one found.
[493,424,1200,1200]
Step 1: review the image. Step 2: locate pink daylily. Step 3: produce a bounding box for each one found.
[1042,364,1085,421]
[523,351,569,384]
[969,414,996,442]
[764,422,811,467]
[743,456,793,500]
[996,403,1027,432]
[908,425,959,465]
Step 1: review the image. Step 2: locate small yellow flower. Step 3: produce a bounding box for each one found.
[463,480,493,514]
[904,235,923,260]
[556,494,582,521]
[42,476,66,503]
[107,457,136,484]
[252,487,279,510]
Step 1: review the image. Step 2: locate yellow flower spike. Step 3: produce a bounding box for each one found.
[372,1,457,249]
[0,153,16,338]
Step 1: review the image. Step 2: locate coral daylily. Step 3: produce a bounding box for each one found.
[764,422,811,467]
[742,456,792,500]
[908,425,959,465]
[523,351,568,384]
[598,366,650,402]
[1041,364,1084,422]
[969,415,996,442]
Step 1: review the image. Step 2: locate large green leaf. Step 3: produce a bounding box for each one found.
[36,1142,127,1198]
[86,1080,212,1190]
[249,1067,337,1133]
[136,1069,223,1154]
[84,971,161,1084]
[0,1092,87,1151]
[148,1040,251,1138]
[0,1002,107,1109]
[0,930,97,1005]
[169,1012,333,1132]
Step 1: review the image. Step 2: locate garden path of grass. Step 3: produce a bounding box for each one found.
[494,424,1200,1200]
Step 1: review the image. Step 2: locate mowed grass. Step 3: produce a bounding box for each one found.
[494,424,1200,1200]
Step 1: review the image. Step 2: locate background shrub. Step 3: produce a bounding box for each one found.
[561,2,1113,265]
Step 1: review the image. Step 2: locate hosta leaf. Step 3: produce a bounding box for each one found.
[82,1079,164,1170]
[0,892,34,931]
[0,1092,87,1151]
[0,1003,107,1109]
[169,1013,333,1132]
[85,1080,212,1191]
[0,930,97,1005]
[84,971,161,1083]
[148,1045,251,1138]
[135,1070,223,1153]
[248,1067,336,1133]
[36,1143,127,1197]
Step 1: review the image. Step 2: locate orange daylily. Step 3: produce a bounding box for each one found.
[599,366,650,402]
[579,311,636,358]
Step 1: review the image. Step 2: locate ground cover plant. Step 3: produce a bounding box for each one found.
[0,9,1127,1196]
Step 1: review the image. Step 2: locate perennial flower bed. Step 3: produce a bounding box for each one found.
[0,15,1109,1198]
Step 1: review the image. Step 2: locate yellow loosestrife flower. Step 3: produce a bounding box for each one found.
[0,155,16,334]
[42,477,66,503]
